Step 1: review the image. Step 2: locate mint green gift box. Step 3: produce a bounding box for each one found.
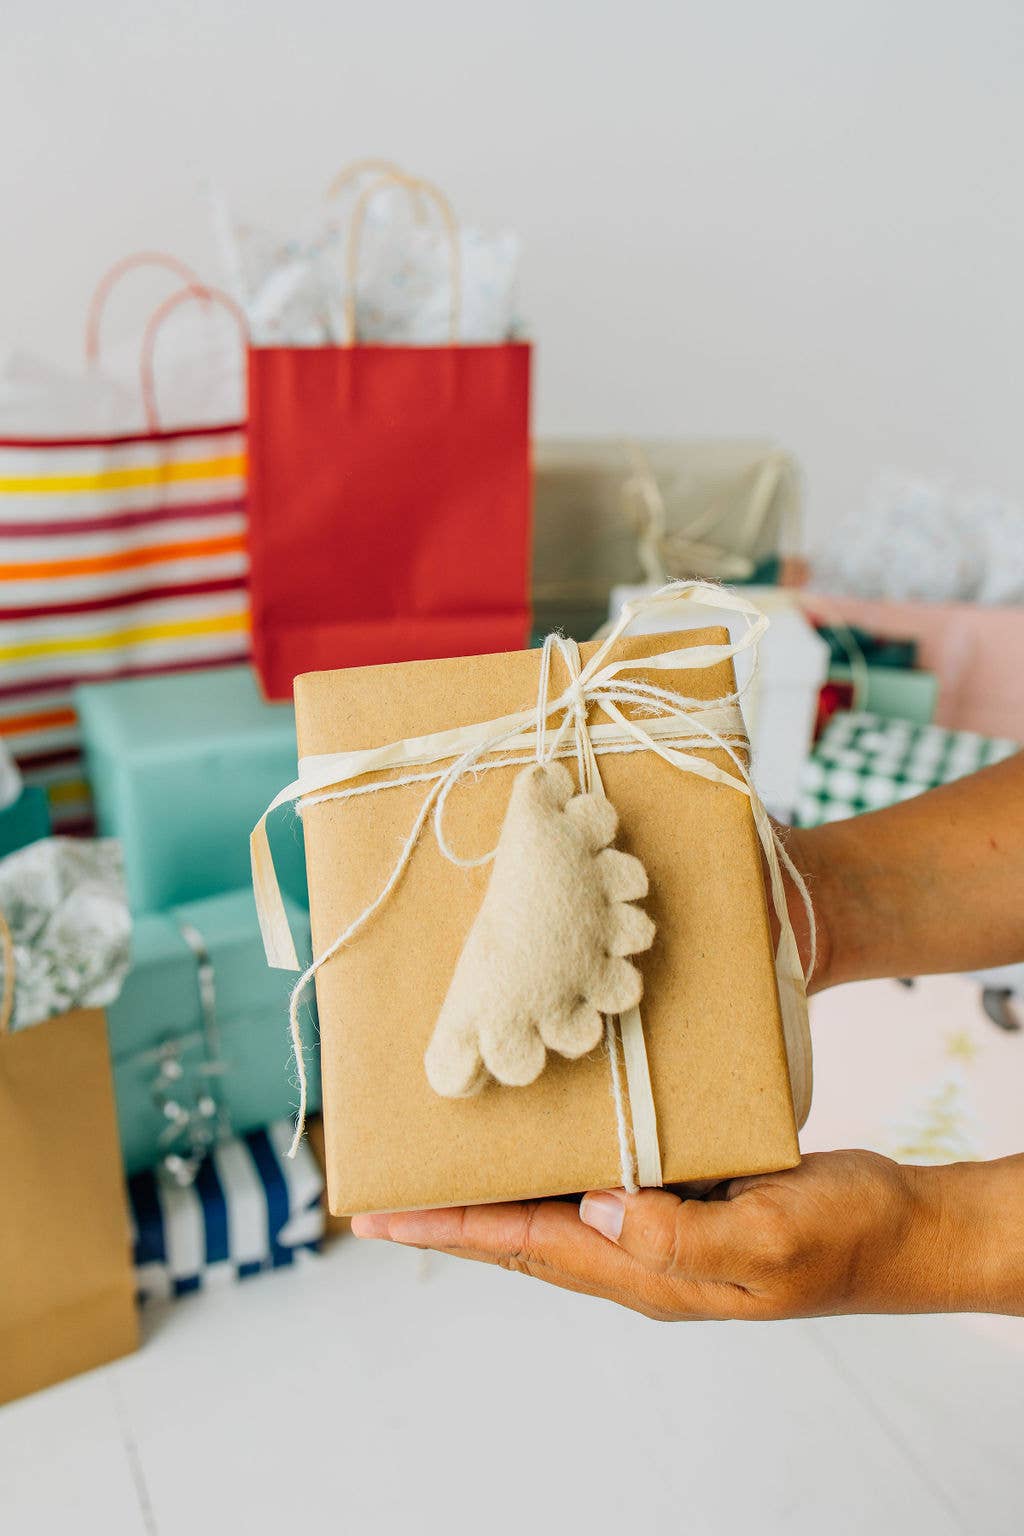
[108,887,320,1177]
[829,663,939,726]
[75,666,306,913]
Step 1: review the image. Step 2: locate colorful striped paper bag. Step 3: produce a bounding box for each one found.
[0,419,250,831]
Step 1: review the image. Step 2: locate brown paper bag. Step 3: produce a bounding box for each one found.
[295,626,803,1216]
[0,933,138,1403]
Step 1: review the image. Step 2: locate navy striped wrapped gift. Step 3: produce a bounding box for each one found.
[128,1119,324,1300]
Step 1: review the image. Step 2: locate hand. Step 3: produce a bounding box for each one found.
[351,1150,984,1320]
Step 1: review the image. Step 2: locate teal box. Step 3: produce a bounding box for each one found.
[75,666,306,912]
[0,785,51,858]
[108,887,320,1176]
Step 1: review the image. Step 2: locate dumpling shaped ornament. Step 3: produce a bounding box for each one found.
[425,761,656,1097]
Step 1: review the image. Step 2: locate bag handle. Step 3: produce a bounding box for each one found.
[625,443,802,585]
[84,251,205,366]
[138,284,249,432]
[326,157,423,210]
[0,908,13,1036]
[343,171,462,345]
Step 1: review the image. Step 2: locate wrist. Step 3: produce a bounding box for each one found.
[902,1159,1024,1315]
[781,826,834,992]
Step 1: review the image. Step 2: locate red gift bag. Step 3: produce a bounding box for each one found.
[246,176,531,698]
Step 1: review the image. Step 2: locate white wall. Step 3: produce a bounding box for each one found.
[2,0,1022,538]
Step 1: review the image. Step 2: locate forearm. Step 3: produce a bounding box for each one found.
[906,1154,1024,1315]
[789,753,1024,990]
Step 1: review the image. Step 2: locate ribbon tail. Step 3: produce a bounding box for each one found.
[617,1004,663,1187]
[750,796,813,1128]
[251,780,305,972]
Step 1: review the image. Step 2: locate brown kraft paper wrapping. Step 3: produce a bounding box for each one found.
[0,1008,139,1405]
[295,626,801,1216]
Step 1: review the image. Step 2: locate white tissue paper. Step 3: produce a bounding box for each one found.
[0,739,22,814]
[812,473,1024,606]
[213,178,522,346]
[0,349,137,437]
[0,838,132,1029]
[99,301,244,430]
[0,293,244,438]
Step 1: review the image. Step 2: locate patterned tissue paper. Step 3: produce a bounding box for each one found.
[0,837,131,1029]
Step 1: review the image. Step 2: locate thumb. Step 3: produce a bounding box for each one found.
[579,1187,736,1278]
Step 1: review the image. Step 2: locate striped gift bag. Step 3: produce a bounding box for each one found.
[0,259,250,832]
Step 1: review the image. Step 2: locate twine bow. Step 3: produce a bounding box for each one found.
[251,581,815,1178]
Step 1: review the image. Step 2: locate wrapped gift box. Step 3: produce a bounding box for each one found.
[276,620,808,1216]
[75,665,307,912]
[533,438,799,637]
[826,664,938,726]
[306,1114,350,1239]
[109,887,321,1176]
[607,583,830,820]
[799,593,1024,739]
[794,711,1018,828]
[129,1119,324,1300]
[0,785,51,859]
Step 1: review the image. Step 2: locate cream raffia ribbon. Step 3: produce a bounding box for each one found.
[250,581,816,1182]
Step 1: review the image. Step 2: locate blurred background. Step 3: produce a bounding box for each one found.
[3,0,1023,527]
[1,4,1023,1534]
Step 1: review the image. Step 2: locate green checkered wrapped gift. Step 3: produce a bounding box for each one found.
[794,711,1018,827]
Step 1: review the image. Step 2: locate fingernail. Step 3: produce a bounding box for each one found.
[580,1191,626,1241]
[351,1213,391,1239]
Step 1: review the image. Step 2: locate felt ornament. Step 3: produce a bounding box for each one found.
[424,760,655,1098]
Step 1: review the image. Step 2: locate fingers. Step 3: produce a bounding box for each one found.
[354,1200,647,1301]
[579,1186,745,1279]
[351,1192,757,1320]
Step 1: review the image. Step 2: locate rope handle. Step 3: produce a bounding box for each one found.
[325,157,428,223]
[84,252,205,366]
[138,283,249,432]
[0,908,13,1036]
[625,442,799,585]
[343,171,462,345]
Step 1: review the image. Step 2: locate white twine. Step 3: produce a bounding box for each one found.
[251,580,817,1170]
[534,632,640,1190]
[604,1015,637,1195]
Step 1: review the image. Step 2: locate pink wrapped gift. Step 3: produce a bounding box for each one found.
[800,594,1024,740]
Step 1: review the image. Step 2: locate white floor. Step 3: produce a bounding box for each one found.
[2,1232,1023,1536]
[4,974,1024,1535]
